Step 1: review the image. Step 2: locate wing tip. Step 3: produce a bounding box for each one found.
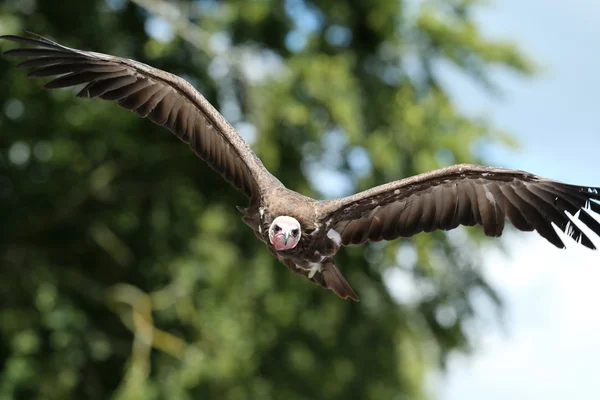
[1,32,46,45]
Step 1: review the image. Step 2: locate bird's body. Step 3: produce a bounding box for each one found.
[240,186,357,299]
[3,33,600,301]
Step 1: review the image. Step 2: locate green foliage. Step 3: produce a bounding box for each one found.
[0,0,533,398]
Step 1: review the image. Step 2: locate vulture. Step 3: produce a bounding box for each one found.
[2,33,600,302]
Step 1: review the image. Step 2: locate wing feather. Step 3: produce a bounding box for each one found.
[437,184,455,229]
[418,190,436,233]
[398,195,420,237]
[455,184,474,228]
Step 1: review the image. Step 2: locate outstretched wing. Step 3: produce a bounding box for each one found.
[1,33,280,198]
[320,164,600,249]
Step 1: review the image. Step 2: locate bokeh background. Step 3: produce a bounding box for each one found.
[0,0,598,399]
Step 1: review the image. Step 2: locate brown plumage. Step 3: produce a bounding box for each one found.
[325,165,600,250]
[3,33,600,302]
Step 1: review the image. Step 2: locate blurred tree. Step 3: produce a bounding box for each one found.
[0,0,534,399]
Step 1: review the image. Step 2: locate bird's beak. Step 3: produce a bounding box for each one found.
[283,232,290,245]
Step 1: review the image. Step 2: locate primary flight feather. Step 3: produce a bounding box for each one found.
[3,33,600,301]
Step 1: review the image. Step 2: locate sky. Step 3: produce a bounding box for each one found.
[432,1,600,398]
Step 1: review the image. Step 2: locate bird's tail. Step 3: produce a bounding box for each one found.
[323,264,359,302]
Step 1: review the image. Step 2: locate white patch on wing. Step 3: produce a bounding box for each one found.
[308,262,323,279]
[483,185,496,205]
[259,208,265,217]
[327,229,342,245]
[258,225,262,234]
[394,189,400,195]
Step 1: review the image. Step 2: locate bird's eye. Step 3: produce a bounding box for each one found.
[292,229,299,236]
[274,225,281,232]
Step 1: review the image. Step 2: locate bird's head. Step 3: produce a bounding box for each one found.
[269,216,301,251]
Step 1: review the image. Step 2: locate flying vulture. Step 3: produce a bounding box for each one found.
[3,33,600,301]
